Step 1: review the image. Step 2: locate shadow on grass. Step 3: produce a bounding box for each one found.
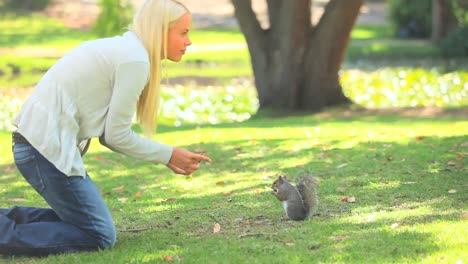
[0,110,466,262]
[153,106,468,134]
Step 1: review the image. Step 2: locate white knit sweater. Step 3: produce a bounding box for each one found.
[13,31,173,177]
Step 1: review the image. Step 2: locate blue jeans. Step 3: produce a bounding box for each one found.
[0,143,116,256]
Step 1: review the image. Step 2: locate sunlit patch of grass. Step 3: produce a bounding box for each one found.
[0,13,94,48]
[1,109,467,263]
[351,25,393,39]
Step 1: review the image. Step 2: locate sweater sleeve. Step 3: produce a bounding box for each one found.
[100,61,173,165]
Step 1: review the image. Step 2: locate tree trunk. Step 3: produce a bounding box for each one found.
[432,0,450,42]
[232,0,363,111]
[432,0,460,43]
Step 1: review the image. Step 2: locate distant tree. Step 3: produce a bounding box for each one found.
[94,0,133,37]
[0,0,52,11]
[431,0,459,42]
[231,0,363,111]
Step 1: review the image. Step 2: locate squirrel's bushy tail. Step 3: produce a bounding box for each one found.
[296,174,319,219]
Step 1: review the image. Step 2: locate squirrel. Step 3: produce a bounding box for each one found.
[271,174,319,221]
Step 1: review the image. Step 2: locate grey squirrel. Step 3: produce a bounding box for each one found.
[271,175,319,221]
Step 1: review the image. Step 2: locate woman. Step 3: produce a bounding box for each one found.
[0,0,211,256]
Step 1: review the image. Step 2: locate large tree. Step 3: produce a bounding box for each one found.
[231,0,364,111]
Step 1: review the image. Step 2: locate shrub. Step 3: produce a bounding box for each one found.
[439,0,468,57]
[387,0,432,38]
[440,26,468,57]
[0,0,52,11]
[93,0,133,37]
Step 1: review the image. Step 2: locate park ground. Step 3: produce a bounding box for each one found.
[0,1,467,263]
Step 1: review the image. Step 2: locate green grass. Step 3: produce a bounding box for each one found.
[1,109,467,263]
[0,11,467,263]
[0,12,94,48]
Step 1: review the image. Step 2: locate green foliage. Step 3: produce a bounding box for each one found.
[158,83,259,126]
[0,94,21,131]
[0,0,52,11]
[93,0,133,37]
[341,68,468,108]
[451,0,468,27]
[0,56,57,88]
[387,0,432,38]
[439,26,468,57]
[0,12,94,48]
[439,0,468,57]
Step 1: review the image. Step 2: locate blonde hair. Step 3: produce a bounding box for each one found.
[129,0,189,138]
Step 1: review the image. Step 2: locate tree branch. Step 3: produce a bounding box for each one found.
[312,0,363,73]
[231,0,266,53]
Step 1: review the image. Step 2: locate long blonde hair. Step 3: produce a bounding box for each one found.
[129,0,189,138]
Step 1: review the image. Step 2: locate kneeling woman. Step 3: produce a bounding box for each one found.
[0,0,211,256]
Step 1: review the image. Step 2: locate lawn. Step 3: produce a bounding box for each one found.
[0,10,467,264]
[0,109,467,263]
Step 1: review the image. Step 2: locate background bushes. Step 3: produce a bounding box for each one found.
[0,0,52,11]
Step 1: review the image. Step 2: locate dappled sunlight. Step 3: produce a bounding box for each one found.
[0,113,466,262]
[341,68,468,108]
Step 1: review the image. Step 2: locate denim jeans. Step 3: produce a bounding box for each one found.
[0,143,116,256]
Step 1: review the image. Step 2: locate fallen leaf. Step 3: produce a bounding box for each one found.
[448,189,457,194]
[195,148,207,155]
[390,223,400,229]
[318,152,330,159]
[308,245,320,251]
[165,255,173,262]
[118,197,128,203]
[336,163,348,169]
[8,198,27,202]
[255,189,260,195]
[340,196,356,203]
[322,145,332,151]
[337,187,347,192]
[135,192,141,199]
[94,156,105,161]
[416,136,427,141]
[213,223,221,233]
[3,164,16,174]
[285,242,295,246]
[447,160,457,166]
[332,236,349,241]
[215,181,225,185]
[366,214,377,222]
[221,192,232,197]
[160,186,169,190]
[233,146,242,152]
[112,185,125,191]
[163,198,177,203]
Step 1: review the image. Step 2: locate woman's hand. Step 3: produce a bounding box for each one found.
[166,147,212,175]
